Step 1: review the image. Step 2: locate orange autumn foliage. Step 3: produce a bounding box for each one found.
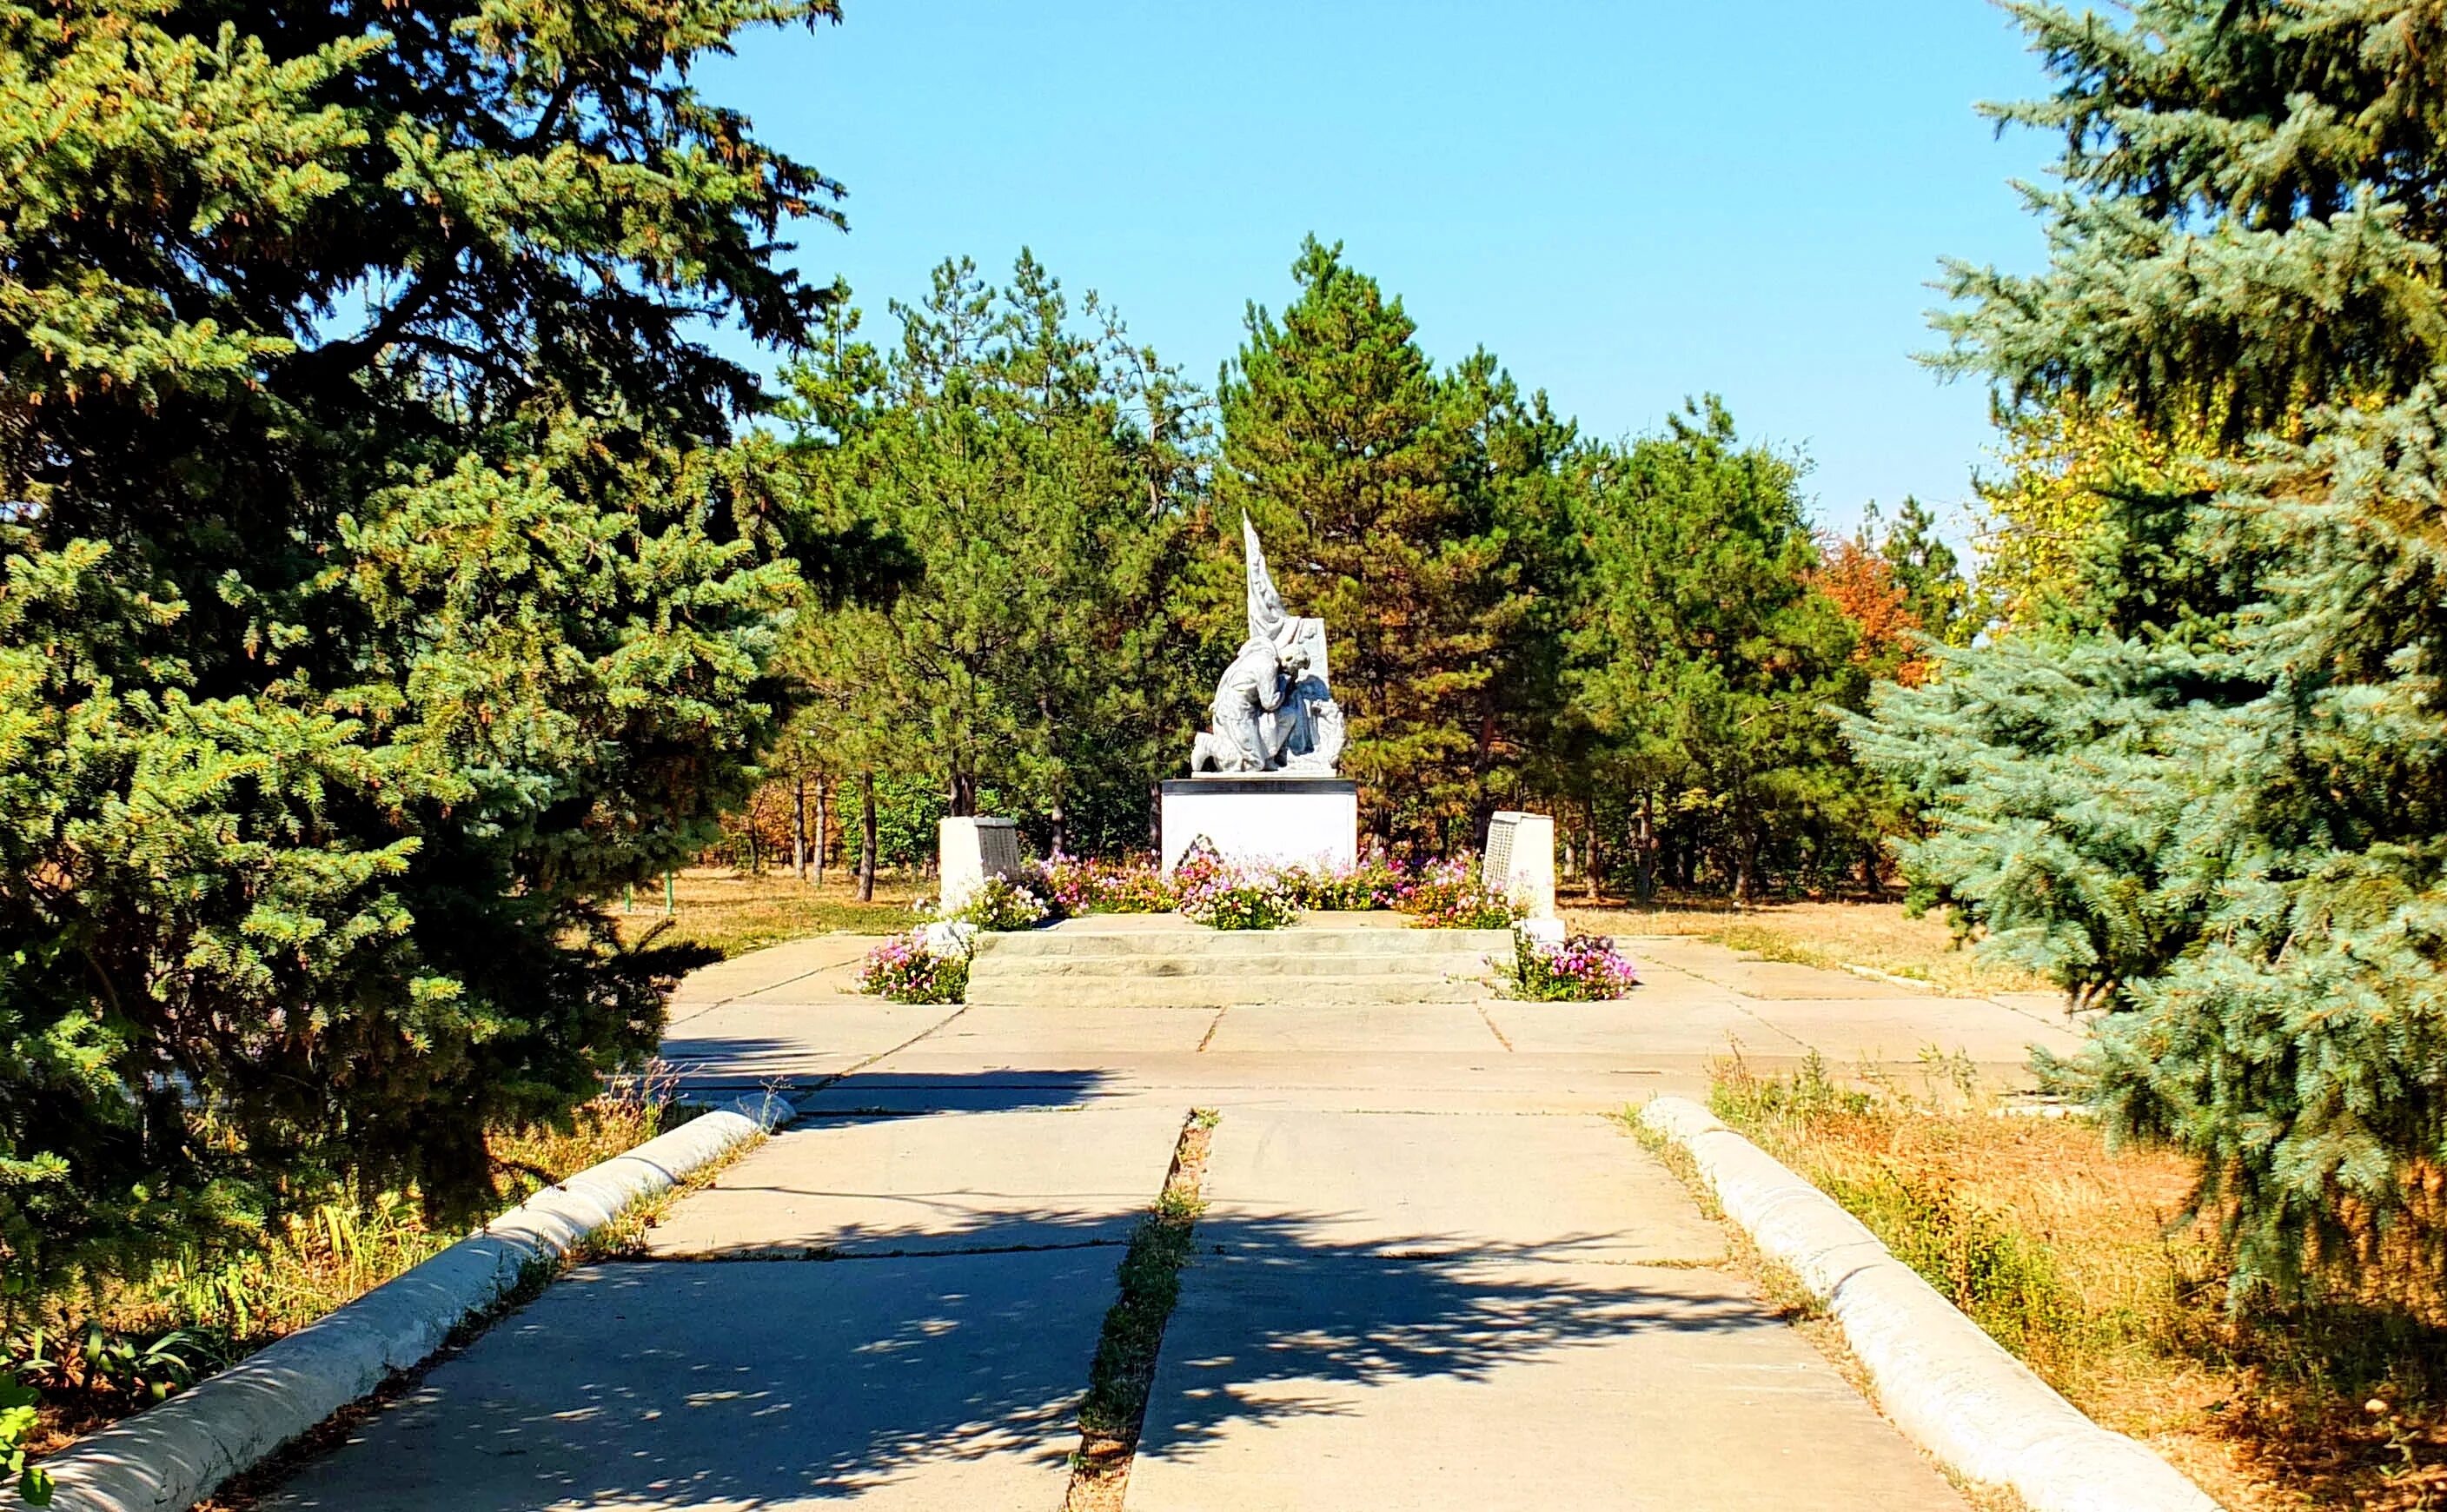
[1816,538,1932,686]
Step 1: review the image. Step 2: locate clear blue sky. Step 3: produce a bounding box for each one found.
[700,1,2058,540]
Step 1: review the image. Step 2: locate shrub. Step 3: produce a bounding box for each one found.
[1509,930,1639,999]
[2,1369,50,1505]
[858,931,972,1004]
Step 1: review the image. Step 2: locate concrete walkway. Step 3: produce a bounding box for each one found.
[262,925,2080,1509]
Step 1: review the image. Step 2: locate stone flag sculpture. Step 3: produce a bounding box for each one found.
[1190,516,1346,774]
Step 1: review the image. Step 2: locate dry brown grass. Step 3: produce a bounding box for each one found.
[606,866,923,958]
[1704,1059,2447,1511]
[1572,898,2055,996]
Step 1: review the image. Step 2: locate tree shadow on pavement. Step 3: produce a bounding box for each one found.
[262,1203,1774,1509]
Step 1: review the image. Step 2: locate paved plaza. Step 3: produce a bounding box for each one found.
[266,923,2084,1509]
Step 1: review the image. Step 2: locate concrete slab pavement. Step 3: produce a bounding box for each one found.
[662,934,878,1020]
[917,1003,1218,1057]
[1200,1002,1507,1054]
[644,1104,1189,1257]
[1482,997,1789,1058]
[1125,1107,1965,1511]
[658,998,963,1091]
[1124,1253,1968,1512]
[1198,1109,1724,1264]
[265,1250,1116,1511]
[250,925,2078,1511]
[1735,995,2086,1064]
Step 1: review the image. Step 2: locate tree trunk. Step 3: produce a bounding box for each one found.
[1582,809,1601,900]
[813,775,829,886]
[1635,789,1657,905]
[791,772,808,882]
[1050,787,1067,860]
[858,771,878,903]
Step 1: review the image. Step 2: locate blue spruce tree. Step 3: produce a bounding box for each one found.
[1852,0,2447,1296]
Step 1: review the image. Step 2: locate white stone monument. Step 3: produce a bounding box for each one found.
[938,816,1022,911]
[1161,515,1359,872]
[1486,810,1562,944]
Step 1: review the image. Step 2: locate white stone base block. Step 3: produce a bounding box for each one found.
[1486,810,1558,919]
[939,817,1022,910]
[1160,778,1358,873]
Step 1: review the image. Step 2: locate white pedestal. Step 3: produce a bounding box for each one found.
[1159,778,1358,873]
[939,817,1022,910]
[1486,810,1557,920]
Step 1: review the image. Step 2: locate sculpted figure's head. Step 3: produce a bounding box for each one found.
[1279,647,1310,680]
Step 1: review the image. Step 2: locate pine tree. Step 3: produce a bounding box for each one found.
[784,254,1205,856]
[1444,351,1582,828]
[1565,401,1867,900]
[0,0,849,1308]
[1213,237,1515,847]
[1854,0,2447,1295]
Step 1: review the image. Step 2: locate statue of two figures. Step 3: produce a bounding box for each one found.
[1190,517,1346,775]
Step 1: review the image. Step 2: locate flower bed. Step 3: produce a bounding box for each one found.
[1507,927,1639,1000]
[1038,854,1179,914]
[857,930,972,1004]
[1043,850,1523,931]
[1176,853,1300,931]
[938,873,1058,932]
[1396,856,1525,929]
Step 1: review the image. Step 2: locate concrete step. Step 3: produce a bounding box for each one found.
[962,977,1496,1009]
[965,922,1515,1009]
[975,926,1515,960]
[993,953,1501,979]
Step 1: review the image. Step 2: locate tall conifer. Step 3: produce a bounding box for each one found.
[1214,238,1512,845]
[0,0,851,1301]
[1853,0,2447,1293]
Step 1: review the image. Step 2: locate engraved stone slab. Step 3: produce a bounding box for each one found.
[1486,810,1557,920]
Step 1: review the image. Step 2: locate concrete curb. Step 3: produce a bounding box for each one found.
[1838,961,1933,993]
[1638,1097,2221,1512]
[23,1090,793,1512]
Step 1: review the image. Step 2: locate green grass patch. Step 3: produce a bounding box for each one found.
[1066,1110,1217,1512]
